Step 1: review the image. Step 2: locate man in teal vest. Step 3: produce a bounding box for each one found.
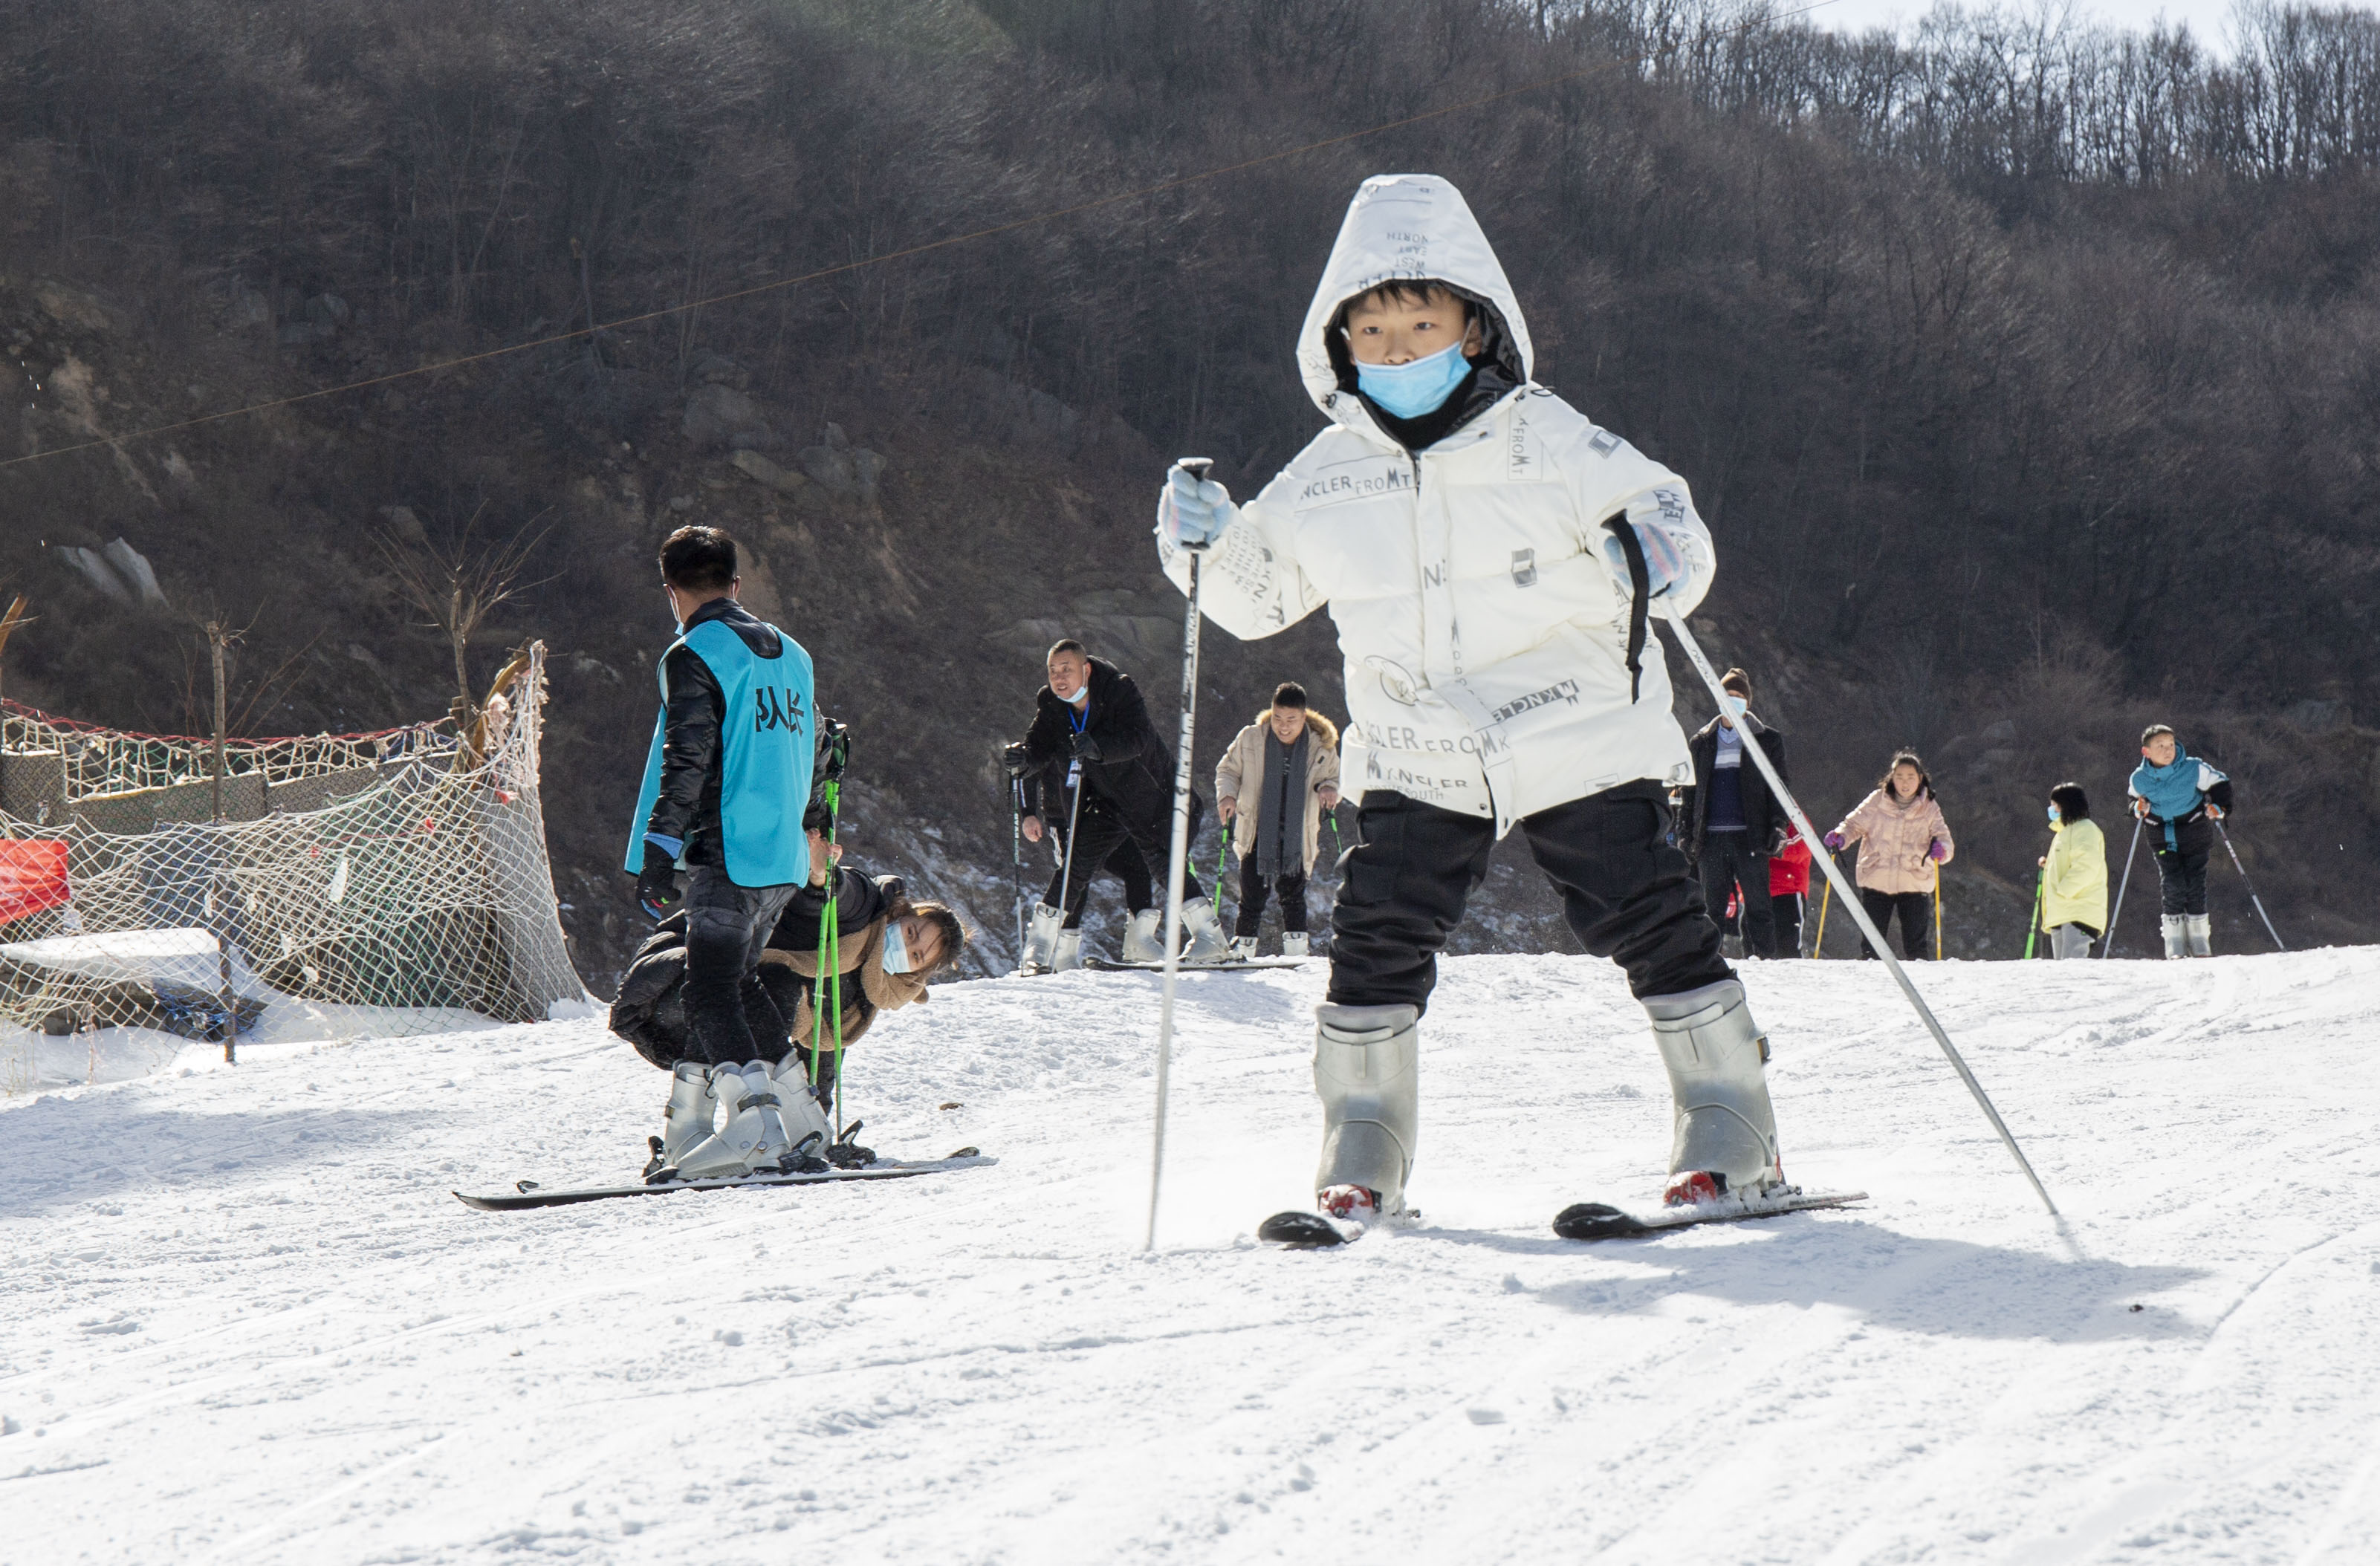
[626,525,820,1181]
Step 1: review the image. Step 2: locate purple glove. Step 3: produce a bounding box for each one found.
[1823,831,1845,852]
[1928,840,1950,862]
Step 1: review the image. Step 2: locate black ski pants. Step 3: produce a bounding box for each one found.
[2154,845,2211,916]
[1328,785,1729,1016]
[1695,831,1776,958]
[1235,853,1309,938]
[1858,888,1933,961]
[679,866,797,1066]
[1044,799,1202,929]
[1770,891,1803,959]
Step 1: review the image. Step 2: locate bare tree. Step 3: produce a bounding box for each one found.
[376,505,554,729]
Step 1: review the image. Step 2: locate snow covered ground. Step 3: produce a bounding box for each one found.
[6,947,2379,1564]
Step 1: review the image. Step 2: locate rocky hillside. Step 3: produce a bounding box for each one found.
[3,0,2376,989]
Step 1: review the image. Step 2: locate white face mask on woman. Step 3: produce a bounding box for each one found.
[879,922,912,975]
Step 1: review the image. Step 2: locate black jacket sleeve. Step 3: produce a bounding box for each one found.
[769,866,891,954]
[645,643,724,848]
[2205,776,2235,815]
[1757,728,1791,851]
[1016,695,1069,813]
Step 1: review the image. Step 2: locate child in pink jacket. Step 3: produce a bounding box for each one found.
[1824,752,1954,961]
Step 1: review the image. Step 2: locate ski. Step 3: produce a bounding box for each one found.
[1085,956,1308,972]
[1257,1209,1364,1247]
[1255,1203,1421,1248]
[455,1149,992,1212]
[1551,1184,1865,1240]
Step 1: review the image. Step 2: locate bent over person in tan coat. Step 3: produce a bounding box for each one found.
[1824,751,1956,961]
[1215,683,1342,959]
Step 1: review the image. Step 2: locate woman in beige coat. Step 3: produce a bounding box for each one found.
[1824,752,1955,961]
[1214,683,1342,959]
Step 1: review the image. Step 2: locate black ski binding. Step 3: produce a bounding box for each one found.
[823,1120,876,1169]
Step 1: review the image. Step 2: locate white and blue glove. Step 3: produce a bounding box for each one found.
[1158,464,1235,548]
[1600,519,1692,599]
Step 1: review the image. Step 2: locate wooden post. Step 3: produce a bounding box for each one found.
[205,617,236,1062]
[209,620,229,822]
[0,595,30,816]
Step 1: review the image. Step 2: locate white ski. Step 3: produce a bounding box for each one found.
[1551,1184,1865,1240]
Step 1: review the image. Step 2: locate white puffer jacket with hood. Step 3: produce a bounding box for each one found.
[1157,175,1716,836]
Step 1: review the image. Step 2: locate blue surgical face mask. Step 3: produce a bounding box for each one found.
[1354,342,1471,420]
[2047,805,2061,823]
[1722,695,1748,720]
[1063,684,1089,706]
[880,923,912,975]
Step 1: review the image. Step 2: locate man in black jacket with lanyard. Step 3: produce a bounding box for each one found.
[1678,667,1789,959]
[1004,638,1229,971]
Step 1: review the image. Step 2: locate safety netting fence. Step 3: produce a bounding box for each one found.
[0,642,590,1092]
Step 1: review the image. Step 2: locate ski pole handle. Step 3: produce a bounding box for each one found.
[1176,458,1215,554]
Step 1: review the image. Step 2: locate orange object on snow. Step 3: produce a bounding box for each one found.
[0,839,70,924]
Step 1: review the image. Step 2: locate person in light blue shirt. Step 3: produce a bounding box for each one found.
[625,525,817,1182]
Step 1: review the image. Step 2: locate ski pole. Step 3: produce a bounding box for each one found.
[2214,819,2286,951]
[1934,866,1945,961]
[2102,817,2143,958]
[1048,752,1086,957]
[1814,868,1832,958]
[1010,772,1027,958]
[1147,458,1213,1252]
[809,773,843,1129]
[2023,865,2044,960]
[1214,828,1230,925]
[1658,603,2059,1218]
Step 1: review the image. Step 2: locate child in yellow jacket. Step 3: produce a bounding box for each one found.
[2038,782,2108,959]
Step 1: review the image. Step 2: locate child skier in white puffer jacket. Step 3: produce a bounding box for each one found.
[1155,174,1786,1238]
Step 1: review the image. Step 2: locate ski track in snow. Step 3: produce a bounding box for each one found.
[4,950,2378,1564]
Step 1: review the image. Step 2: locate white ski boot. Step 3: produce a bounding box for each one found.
[665,1062,794,1181]
[1282,932,1310,959]
[2162,914,2188,959]
[1179,899,1233,964]
[1018,902,1066,974]
[643,1060,719,1180]
[1052,926,1085,972]
[1225,935,1258,963]
[1311,1001,1419,1225]
[1121,909,1167,963]
[1645,979,1783,1207]
[768,1055,835,1169]
[2186,913,2211,957]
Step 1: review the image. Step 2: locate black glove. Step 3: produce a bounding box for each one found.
[1068,730,1103,762]
[1001,741,1032,779]
[636,845,683,922]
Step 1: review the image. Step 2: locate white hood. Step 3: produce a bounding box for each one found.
[1294,174,1535,418]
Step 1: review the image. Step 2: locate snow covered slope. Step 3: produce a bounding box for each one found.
[6,949,2379,1564]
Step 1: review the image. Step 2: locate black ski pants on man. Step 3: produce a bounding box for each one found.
[1328,784,1730,1015]
[1695,831,1776,958]
[1236,854,1309,938]
[679,865,797,1066]
[1044,799,1203,929]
